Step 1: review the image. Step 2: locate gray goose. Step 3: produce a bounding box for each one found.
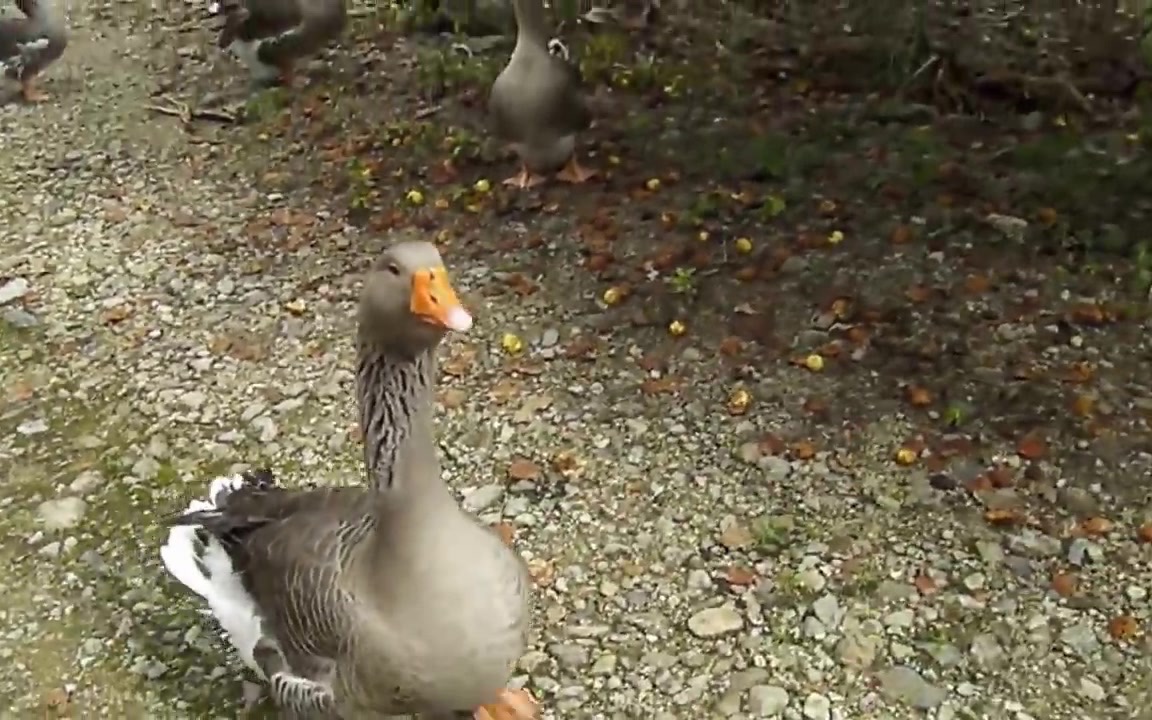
[212,0,345,88]
[160,241,539,720]
[488,0,596,189]
[0,0,67,103]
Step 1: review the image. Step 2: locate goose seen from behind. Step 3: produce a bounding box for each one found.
[213,0,345,88]
[0,0,67,102]
[160,241,539,720]
[488,0,596,189]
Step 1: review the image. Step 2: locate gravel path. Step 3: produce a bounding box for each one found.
[2,6,1151,720]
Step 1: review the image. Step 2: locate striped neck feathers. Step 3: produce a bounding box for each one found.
[356,342,436,493]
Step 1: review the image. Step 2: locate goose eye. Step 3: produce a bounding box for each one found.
[387,263,401,276]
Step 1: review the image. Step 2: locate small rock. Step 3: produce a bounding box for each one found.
[2,307,39,327]
[802,692,831,720]
[877,666,946,709]
[0,277,30,305]
[1078,676,1105,701]
[746,686,792,718]
[687,605,743,638]
[37,497,88,530]
[811,594,843,630]
[17,418,48,435]
[463,484,504,512]
[180,390,206,410]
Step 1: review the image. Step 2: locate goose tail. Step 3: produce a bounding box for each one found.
[160,473,267,674]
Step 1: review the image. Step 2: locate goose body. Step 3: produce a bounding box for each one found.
[160,242,538,720]
[488,0,595,189]
[0,0,67,102]
[213,0,345,87]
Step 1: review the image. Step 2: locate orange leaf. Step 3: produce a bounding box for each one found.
[964,274,990,294]
[641,378,680,395]
[987,466,1015,488]
[890,224,913,245]
[507,458,541,482]
[758,434,786,456]
[1080,516,1113,536]
[984,508,1022,526]
[1036,207,1059,226]
[724,565,758,586]
[1107,614,1139,641]
[905,285,931,303]
[718,336,744,357]
[906,385,933,407]
[1070,303,1107,326]
[791,440,816,460]
[1071,394,1095,417]
[493,522,516,547]
[1137,524,1152,543]
[1051,571,1077,598]
[913,574,937,595]
[1016,434,1048,460]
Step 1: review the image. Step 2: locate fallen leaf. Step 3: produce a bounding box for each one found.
[1051,571,1077,598]
[984,508,1022,526]
[1107,614,1139,641]
[964,274,990,294]
[718,336,744,357]
[719,522,754,550]
[727,388,752,415]
[1070,303,1107,326]
[100,304,133,325]
[6,380,34,402]
[442,348,476,377]
[641,377,680,395]
[1137,524,1152,543]
[894,446,918,465]
[504,273,538,297]
[791,440,816,460]
[43,687,71,717]
[1071,394,1095,417]
[550,450,584,479]
[759,434,786,456]
[987,466,1015,488]
[492,522,516,547]
[507,458,541,482]
[563,337,599,360]
[1016,434,1048,460]
[1080,516,1113,536]
[905,285,931,303]
[724,565,758,586]
[1036,207,1059,226]
[906,385,933,407]
[913,574,937,595]
[890,224,913,244]
[438,387,467,409]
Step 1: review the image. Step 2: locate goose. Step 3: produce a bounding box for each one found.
[212,0,346,88]
[160,241,539,720]
[488,0,596,189]
[0,0,67,103]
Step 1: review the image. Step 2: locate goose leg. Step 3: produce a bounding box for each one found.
[502,164,547,190]
[473,688,539,720]
[276,61,296,88]
[555,156,596,184]
[20,77,48,103]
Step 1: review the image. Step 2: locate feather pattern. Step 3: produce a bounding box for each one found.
[0,0,67,82]
[159,242,534,719]
[214,0,345,82]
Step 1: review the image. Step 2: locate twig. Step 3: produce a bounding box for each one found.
[148,93,240,125]
[413,104,442,119]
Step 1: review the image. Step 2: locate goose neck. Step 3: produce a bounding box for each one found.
[356,344,436,495]
[511,0,549,45]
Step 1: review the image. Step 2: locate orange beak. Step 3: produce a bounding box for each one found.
[410,266,473,332]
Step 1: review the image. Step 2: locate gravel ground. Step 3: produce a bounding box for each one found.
[3,5,1152,720]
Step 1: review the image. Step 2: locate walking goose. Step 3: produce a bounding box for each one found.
[488,0,596,189]
[213,0,345,87]
[0,0,67,102]
[160,241,539,720]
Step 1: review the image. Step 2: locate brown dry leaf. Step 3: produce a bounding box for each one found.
[438,387,467,409]
[1107,614,1139,641]
[1063,362,1095,384]
[894,446,918,465]
[1137,524,1152,543]
[640,377,679,395]
[905,285,931,303]
[527,558,555,587]
[966,474,993,494]
[492,522,516,547]
[906,385,933,407]
[890,224,913,245]
[987,466,1015,488]
[504,273,538,297]
[1080,516,1113,536]
[913,574,938,596]
[441,348,476,377]
[791,440,816,460]
[719,522,754,550]
[586,253,612,272]
[7,380,34,402]
[563,337,599,360]
[718,336,744,357]
[43,687,71,717]
[507,458,541,482]
[1016,434,1048,460]
[1070,303,1107,326]
[1071,394,1095,417]
[100,304,133,325]
[734,266,758,282]
[1037,207,1059,226]
[984,508,1022,526]
[724,565,758,586]
[964,274,990,294]
[488,380,521,404]
[1051,571,1077,598]
[759,434,786,456]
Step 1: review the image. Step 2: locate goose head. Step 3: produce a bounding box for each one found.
[359,241,473,355]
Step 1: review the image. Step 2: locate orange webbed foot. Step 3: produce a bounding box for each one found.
[555,156,597,184]
[20,81,49,103]
[502,166,547,190]
[474,688,539,720]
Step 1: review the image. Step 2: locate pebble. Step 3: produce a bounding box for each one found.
[802,692,832,720]
[37,497,88,530]
[876,666,946,708]
[747,685,789,716]
[0,277,29,304]
[686,605,743,638]
[463,483,504,512]
[811,594,844,629]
